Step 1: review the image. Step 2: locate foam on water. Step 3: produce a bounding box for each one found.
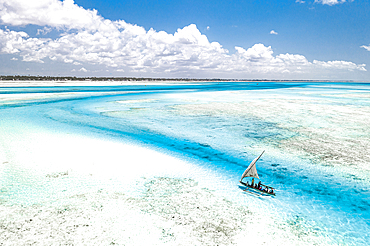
[1,82,369,245]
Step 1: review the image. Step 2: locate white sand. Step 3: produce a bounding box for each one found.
[0,80,198,87]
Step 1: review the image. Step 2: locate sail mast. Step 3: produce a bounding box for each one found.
[240,150,265,181]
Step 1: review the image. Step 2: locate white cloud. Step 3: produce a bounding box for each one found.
[229,45,313,74]
[79,67,87,72]
[270,30,278,35]
[0,29,28,53]
[313,60,366,71]
[37,27,52,35]
[0,0,103,30]
[361,45,370,52]
[235,44,274,62]
[0,0,366,78]
[11,57,18,60]
[296,0,305,3]
[277,53,310,66]
[314,0,348,6]
[206,26,210,30]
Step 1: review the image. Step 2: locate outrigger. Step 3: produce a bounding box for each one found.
[239,150,276,196]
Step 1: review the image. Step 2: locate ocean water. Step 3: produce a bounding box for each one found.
[0,82,369,245]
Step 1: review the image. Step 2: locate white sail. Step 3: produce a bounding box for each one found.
[240,150,265,181]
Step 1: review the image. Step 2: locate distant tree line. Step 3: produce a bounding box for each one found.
[0,75,328,82]
[0,75,276,82]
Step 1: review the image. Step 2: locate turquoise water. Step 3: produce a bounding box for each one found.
[0,82,369,245]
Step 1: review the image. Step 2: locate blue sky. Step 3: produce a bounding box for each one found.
[1,0,370,80]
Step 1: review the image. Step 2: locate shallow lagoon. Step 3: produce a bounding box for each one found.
[0,82,369,245]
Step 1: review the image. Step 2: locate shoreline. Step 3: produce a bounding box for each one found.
[0,79,368,87]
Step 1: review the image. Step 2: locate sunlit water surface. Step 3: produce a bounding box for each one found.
[0,82,369,245]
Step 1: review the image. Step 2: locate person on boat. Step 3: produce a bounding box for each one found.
[251,178,255,187]
[257,181,261,189]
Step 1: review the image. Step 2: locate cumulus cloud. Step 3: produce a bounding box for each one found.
[0,29,27,53]
[270,30,278,35]
[37,27,52,35]
[313,60,366,71]
[0,0,103,30]
[361,45,370,52]
[228,45,314,74]
[0,0,366,77]
[314,0,348,6]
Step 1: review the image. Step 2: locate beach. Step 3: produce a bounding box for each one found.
[0,81,369,245]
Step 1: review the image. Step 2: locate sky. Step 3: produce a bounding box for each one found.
[0,0,370,80]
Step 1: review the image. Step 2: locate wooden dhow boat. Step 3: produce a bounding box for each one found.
[239,150,276,196]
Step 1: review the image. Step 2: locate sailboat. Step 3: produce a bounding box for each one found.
[239,150,276,196]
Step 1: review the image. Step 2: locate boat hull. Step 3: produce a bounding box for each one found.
[239,181,276,196]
